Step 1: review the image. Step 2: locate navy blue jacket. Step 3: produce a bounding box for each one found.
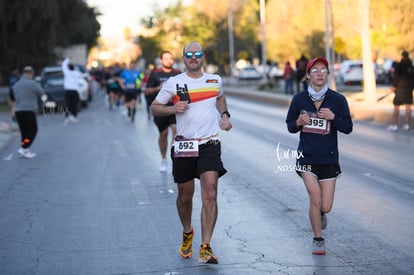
[286,89,353,165]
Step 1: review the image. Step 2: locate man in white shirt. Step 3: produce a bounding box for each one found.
[62,57,82,123]
[151,42,232,264]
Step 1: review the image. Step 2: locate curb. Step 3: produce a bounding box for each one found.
[225,87,292,107]
[224,85,407,128]
[0,116,19,154]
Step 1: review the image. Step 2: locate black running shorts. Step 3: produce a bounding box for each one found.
[296,164,341,181]
[124,91,138,102]
[154,114,176,132]
[171,140,227,183]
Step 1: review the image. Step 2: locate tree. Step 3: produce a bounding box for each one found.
[139,0,260,73]
[136,0,413,77]
[0,0,100,83]
[135,35,162,67]
[370,0,414,57]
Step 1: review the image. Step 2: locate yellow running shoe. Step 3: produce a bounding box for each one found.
[198,243,218,264]
[179,228,193,258]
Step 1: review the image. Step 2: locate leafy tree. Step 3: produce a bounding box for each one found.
[135,35,162,66]
[139,0,260,74]
[370,0,414,57]
[0,0,100,83]
[139,1,185,64]
[136,0,413,75]
[306,31,326,58]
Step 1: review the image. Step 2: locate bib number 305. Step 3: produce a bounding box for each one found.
[173,140,199,157]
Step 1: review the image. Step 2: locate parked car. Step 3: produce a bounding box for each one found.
[238,66,263,80]
[38,66,89,110]
[336,60,388,85]
[75,64,93,102]
[268,64,284,80]
[37,67,67,112]
[337,60,363,85]
[376,59,396,84]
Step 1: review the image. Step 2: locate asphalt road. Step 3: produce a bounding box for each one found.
[0,90,413,274]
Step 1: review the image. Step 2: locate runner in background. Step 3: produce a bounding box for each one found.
[141,64,155,120]
[120,62,140,122]
[145,51,181,172]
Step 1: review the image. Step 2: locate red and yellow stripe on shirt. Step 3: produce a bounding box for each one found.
[172,86,220,104]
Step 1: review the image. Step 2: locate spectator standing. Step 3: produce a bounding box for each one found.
[151,42,232,264]
[8,67,21,121]
[12,66,44,159]
[286,57,353,255]
[62,57,82,124]
[386,50,414,131]
[284,61,294,95]
[296,54,309,93]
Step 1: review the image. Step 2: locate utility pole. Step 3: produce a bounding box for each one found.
[260,0,266,67]
[325,0,336,90]
[228,0,235,78]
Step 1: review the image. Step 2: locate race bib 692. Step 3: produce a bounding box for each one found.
[173,139,199,157]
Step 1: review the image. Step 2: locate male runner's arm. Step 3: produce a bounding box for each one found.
[151,99,188,117]
[216,95,232,131]
[145,85,162,95]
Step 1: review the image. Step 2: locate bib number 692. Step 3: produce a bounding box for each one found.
[174,139,199,157]
[178,141,194,150]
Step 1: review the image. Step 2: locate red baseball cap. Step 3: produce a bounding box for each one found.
[306,57,329,73]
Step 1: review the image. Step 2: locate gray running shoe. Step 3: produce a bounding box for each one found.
[312,238,326,255]
[321,213,327,230]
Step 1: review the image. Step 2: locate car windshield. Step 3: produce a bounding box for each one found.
[44,73,64,88]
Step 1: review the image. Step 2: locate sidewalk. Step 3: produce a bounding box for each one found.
[0,111,19,155]
[224,82,404,127]
[0,86,19,154]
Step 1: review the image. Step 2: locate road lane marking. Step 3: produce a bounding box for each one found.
[3,153,13,160]
[130,178,152,205]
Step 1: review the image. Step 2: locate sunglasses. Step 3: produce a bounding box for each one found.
[184,51,203,59]
[309,68,329,74]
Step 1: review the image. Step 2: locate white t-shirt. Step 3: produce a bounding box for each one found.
[62,58,83,91]
[155,72,223,142]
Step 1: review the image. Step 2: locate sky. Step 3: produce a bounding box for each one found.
[86,0,191,42]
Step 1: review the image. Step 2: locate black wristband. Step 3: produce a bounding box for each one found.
[221,111,231,118]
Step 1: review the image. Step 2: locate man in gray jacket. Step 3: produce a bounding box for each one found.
[12,66,44,158]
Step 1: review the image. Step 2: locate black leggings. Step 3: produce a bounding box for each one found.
[15,111,38,149]
[65,90,79,117]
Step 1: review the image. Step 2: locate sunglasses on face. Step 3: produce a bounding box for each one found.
[309,68,329,74]
[184,51,203,59]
